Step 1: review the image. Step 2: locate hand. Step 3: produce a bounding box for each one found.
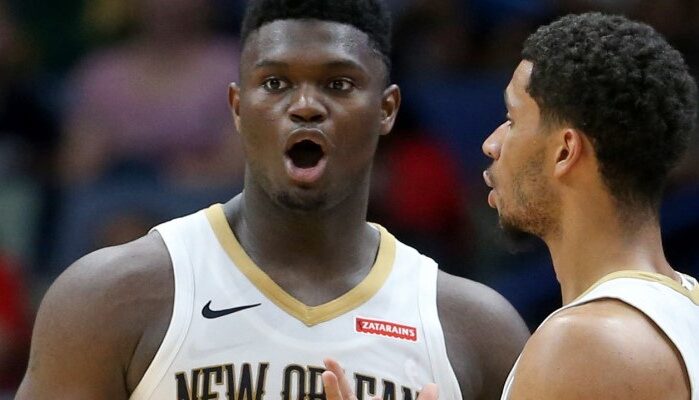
[322,358,439,400]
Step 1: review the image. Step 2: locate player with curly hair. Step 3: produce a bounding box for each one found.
[485,13,699,399]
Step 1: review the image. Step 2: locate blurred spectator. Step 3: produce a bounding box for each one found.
[0,255,30,393]
[0,0,59,266]
[7,0,84,73]
[50,0,244,273]
[370,108,474,276]
[60,0,243,187]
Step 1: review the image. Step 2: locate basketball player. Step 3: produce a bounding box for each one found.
[322,12,699,400]
[16,1,529,399]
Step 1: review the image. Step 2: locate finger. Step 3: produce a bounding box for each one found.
[418,383,439,400]
[322,371,344,400]
[324,358,355,399]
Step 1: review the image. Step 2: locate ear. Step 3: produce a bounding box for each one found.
[553,128,584,178]
[229,82,242,133]
[380,84,401,136]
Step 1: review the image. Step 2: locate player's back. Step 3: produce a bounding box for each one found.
[130,204,463,400]
[501,270,699,400]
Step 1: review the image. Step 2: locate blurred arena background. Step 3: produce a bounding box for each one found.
[1,0,698,396]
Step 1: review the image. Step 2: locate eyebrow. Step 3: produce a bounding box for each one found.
[323,59,367,73]
[254,59,368,74]
[503,89,512,110]
[254,60,288,69]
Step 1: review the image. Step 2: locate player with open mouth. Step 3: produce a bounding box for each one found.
[284,128,331,185]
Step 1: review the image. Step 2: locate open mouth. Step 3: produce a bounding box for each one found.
[286,139,325,168]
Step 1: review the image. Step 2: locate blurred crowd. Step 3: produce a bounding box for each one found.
[1,0,699,395]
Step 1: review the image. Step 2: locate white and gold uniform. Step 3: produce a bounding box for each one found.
[501,270,699,399]
[130,204,462,400]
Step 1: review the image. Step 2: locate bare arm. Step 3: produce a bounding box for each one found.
[509,299,690,400]
[437,271,530,400]
[16,233,172,399]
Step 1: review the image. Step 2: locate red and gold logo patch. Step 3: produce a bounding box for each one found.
[355,317,417,342]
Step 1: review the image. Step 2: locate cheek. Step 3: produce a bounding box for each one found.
[240,92,285,126]
[498,134,528,174]
[238,98,284,150]
[333,101,383,154]
[494,155,521,204]
[338,123,380,169]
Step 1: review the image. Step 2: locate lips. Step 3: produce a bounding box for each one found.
[483,169,497,208]
[483,170,494,189]
[284,128,330,185]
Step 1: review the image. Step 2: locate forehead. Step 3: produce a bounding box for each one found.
[506,60,536,110]
[241,19,381,73]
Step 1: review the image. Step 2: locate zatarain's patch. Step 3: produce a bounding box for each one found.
[355,317,418,342]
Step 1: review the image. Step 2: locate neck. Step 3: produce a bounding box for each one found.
[545,205,673,305]
[226,174,377,277]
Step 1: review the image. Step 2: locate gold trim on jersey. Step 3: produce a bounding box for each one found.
[576,270,699,305]
[205,203,396,326]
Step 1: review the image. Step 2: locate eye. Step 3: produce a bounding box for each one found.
[505,114,513,128]
[327,78,355,92]
[262,78,289,92]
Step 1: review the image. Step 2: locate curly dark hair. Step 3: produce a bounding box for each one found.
[241,0,392,72]
[522,13,698,212]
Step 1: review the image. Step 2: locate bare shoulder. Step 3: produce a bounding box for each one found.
[437,270,529,400]
[510,299,690,400]
[17,231,173,399]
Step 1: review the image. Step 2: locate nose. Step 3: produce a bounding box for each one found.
[482,122,505,160]
[288,84,327,124]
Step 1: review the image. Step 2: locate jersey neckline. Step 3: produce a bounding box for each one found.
[576,270,699,305]
[204,203,397,326]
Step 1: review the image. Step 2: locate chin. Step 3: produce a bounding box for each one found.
[273,189,329,212]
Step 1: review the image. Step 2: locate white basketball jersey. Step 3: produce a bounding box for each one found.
[501,270,699,399]
[130,204,462,400]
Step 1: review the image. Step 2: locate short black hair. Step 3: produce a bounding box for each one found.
[241,0,392,73]
[522,13,697,213]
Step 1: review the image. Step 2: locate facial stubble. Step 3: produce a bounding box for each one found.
[499,149,560,245]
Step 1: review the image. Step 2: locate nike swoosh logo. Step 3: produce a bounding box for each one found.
[202,301,261,319]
